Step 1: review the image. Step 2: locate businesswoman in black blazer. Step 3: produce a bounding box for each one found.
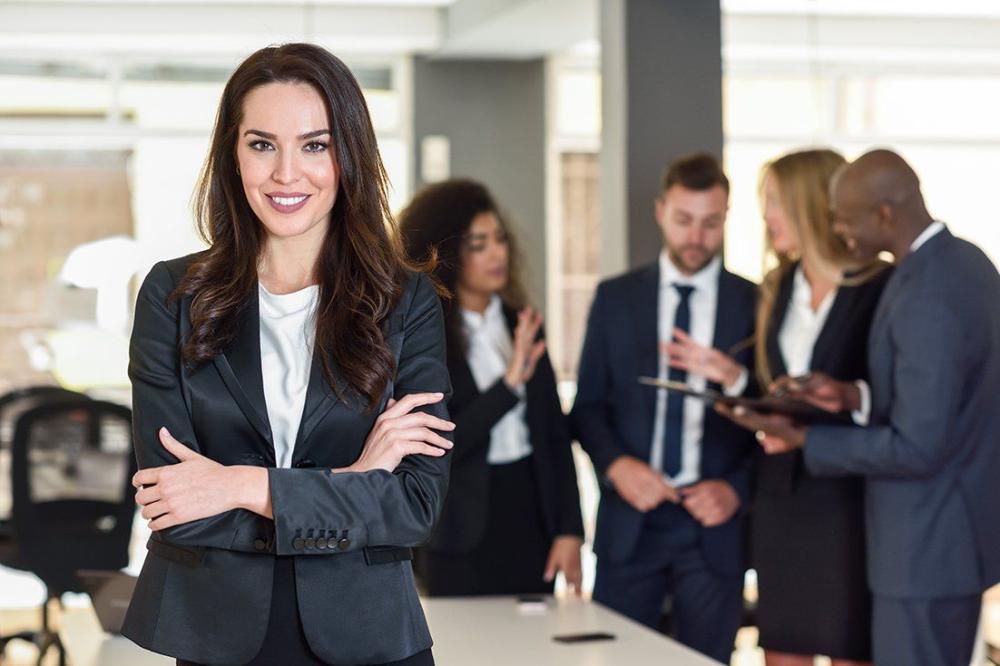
[399,180,585,596]
[123,44,454,666]
[668,149,890,666]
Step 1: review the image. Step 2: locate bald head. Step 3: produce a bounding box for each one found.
[830,149,934,261]
[838,149,923,210]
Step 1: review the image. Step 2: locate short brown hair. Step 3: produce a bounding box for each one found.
[661,152,729,195]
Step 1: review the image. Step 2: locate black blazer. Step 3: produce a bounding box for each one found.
[426,306,583,554]
[756,262,893,498]
[122,253,452,665]
[570,262,758,576]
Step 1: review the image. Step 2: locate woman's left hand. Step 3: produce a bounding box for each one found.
[543,535,584,595]
[132,427,244,531]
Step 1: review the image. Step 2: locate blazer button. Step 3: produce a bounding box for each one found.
[316,538,327,550]
[337,537,351,551]
[304,538,316,549]
[292,538,305,550]
[253,538,267,551]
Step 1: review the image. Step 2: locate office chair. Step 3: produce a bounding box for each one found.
[0,399,136,666]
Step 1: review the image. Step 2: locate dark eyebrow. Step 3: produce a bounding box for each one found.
[243,129,331,140]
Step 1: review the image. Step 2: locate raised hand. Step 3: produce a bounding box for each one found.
[664,328,744,390]
[504,307,546,389]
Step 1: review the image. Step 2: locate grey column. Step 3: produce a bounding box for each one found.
[600,0,724,273]
[411,57,548,313]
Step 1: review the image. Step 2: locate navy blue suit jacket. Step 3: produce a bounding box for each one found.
[570,261,757,576]
[806,228,1000,599]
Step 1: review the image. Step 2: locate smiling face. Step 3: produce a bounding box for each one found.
[236,81,339,246]
[830,169,888,262]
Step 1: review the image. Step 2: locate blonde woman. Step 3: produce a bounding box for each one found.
[667,149,890,665]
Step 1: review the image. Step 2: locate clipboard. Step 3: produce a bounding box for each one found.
[637,377,853,425]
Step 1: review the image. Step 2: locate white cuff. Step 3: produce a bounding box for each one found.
[851,380,871,426]
[723,366,749,397]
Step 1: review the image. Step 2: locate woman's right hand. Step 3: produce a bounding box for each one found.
[348,393,455,473]
[504,307,546,389]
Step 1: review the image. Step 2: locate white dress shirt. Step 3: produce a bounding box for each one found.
[259,283,318,469]
[649,253,728,487]
[462,295,533,465]
[778,266,837,378]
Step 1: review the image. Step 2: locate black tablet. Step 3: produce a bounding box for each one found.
[637,377,852,426]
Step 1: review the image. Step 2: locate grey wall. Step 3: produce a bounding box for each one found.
[601,0,724,272]
[412,57,548,313]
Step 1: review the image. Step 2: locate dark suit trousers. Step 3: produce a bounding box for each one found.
[872,595,980,666]
[592,503,742,664]
[177,556,434,666]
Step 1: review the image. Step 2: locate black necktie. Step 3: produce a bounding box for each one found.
[663,284,694,477]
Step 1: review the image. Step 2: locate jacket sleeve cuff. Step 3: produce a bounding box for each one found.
[268,468,369,556]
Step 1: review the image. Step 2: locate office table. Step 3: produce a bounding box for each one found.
[60,596,720,666]
[421,596,720,665]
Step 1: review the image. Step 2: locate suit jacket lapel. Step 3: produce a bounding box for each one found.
[292,350,344,456]
[212,291,274,457]
[766,268,795,379]
[810,284,851,372]
[632,264,660,447]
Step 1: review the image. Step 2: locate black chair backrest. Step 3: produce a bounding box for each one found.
[0,386,89,449]
[10,399,137,594]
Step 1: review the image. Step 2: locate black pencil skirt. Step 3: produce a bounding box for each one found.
[752,453,871,660]
[420,454,553,596]
[177,556,434,666]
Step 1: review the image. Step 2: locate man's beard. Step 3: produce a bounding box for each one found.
[668,245,716,274]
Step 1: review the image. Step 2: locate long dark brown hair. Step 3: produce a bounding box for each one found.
[397,179,527,361]
[176,43,416,410]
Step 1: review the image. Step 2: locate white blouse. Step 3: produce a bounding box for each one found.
[778,266,837,377]
[461,295,533,465]
[259,283,318,469]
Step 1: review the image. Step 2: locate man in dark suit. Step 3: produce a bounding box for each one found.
[732,149,1000,665]
[570,153,757,663]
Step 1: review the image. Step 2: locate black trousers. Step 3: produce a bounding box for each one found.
[592,503,743,665]
[421,455,553,596]
[177,557,434,666]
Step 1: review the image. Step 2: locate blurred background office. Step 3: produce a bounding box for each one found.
[1,1,999,664]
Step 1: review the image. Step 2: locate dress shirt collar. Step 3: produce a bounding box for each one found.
[909,220,946,254]
[659,251,722,293]
[461,293,504,333]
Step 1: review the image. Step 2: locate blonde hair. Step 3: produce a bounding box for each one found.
[754,148,884,387]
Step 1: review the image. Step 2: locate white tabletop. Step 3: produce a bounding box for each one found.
[421,596,721,666]
[59,596,720,666]
[59,606,171,666]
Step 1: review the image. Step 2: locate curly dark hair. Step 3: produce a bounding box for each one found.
[175,43,419,410]
[397,179,527,360]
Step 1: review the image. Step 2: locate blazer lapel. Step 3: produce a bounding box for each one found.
[766,269,795,379]
[633,264,660,443]
[292,350,346,457]
[212,291,274,457]
[809,284,851,372]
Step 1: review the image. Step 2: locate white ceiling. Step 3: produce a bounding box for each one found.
[2,0,1000,71]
